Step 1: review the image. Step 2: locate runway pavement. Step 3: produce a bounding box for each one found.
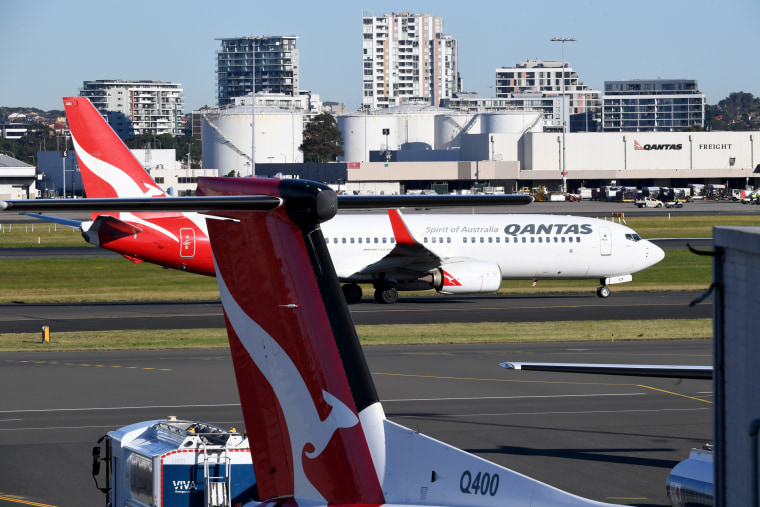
[0,340,712,507]
[0,290,711,333]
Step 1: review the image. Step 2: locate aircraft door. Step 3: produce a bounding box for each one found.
[180,228,196,258]
[599,226,612,256]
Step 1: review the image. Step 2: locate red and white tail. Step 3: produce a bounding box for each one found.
[200,177,615,507]
[62,97,166,200]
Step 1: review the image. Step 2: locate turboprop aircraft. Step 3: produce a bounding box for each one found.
[25,97,664,303]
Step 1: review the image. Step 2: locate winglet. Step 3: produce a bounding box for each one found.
[387,209,418,245]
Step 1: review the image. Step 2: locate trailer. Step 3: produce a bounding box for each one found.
[92,418,256,507]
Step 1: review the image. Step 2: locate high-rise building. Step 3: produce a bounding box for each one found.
[495,59,600,132]
[362,11,460,110]
[216,36,299,107]
[602,79,705,131]
[79,80,184,138]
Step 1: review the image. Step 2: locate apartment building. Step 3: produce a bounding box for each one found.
[79,80,184,138]
[602,79,705,131]
[216,35,299,107]
[362,11,461,110]
[494,59,600,132]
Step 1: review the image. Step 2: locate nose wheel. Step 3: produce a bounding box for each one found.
[596,285,611,298]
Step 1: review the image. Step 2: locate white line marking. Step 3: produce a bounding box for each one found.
[394,407,710,418]
[382,393,646,402]
[0,403,240,414]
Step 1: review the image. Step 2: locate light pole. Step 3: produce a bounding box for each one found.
[551,37,575,194]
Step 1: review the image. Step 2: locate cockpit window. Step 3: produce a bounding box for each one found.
[625,233,642,242]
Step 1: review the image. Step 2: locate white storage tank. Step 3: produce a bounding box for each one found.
[480,110,542,134]
[339,104,453,162]
[201,106,304,176]
[434,113,477,150]
[338,114,398,163]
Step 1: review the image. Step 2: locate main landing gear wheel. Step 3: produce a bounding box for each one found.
[374,286,399,304]
[596,285,611,298]
[342,283,363,304]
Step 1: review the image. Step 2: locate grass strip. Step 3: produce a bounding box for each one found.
[0,249,712,303]
[0,319,712,351]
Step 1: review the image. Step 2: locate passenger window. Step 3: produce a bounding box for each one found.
[561,237,566,243]
[447,237,451,243]
[358,238,362,244]
[463,237,468,243]
[391,238,395,244]
[424,237,428,243]
[531,237,535,243]
[538,237,543,243]
[382,237,387,243]
[488,237,493,243]
[480,237,485,243]
[374,238,378,243]
[576,237,581,243]
[505,237,509,243]
[350,238,355,244]
[342,238,346,244]
[522,237,526,243]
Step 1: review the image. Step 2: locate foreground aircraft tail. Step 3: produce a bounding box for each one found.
[200,176,615,506]
[62,97,166,201]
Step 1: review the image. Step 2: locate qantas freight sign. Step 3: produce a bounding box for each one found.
[634,140,683,151]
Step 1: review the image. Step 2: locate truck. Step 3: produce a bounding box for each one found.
[92,418,256,507]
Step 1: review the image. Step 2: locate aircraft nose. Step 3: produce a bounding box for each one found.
[647,241,666,267]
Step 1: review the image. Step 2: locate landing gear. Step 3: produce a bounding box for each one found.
[596,284,610,298]
[342,283,363,304]
[374,286,398,304]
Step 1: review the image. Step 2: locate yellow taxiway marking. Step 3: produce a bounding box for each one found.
[0,494,57,507]
[3,359,170,372]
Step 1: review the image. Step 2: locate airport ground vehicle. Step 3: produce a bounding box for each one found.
[635,197,664,208]
[93,419,255,507]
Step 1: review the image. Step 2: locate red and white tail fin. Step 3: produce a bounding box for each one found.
[62,97,166,200]
[200,177,616,507]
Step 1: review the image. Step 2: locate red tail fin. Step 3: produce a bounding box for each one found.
[201,178,384,504]
[201,178,617,507]
[62,97,165,199]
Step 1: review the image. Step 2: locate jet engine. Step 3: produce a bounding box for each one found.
[420,261,503,294]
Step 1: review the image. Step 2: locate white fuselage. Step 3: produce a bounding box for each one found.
[321,214,663,282]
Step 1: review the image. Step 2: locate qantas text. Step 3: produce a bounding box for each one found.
[425,224,593,235]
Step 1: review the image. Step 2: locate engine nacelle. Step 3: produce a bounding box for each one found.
[431,261,503,294]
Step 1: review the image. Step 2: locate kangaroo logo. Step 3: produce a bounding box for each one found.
[215,263,359,502]
[70,135,165,199]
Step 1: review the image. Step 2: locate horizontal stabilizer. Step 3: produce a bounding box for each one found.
[23,213,83,229]
[91,215,144,237]
[500,362,712,380]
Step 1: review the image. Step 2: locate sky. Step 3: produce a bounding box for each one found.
[2,0,759,113]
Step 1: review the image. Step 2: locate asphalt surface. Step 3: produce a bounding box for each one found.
[0,198,724,507]
[0,341,712,507]
[0,290,711,333]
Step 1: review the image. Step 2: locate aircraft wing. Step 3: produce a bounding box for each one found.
[351,209,443,274]
[500,361,712,380]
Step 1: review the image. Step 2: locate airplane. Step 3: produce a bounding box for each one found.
[26,97,665,304]
[8,176,630,506]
